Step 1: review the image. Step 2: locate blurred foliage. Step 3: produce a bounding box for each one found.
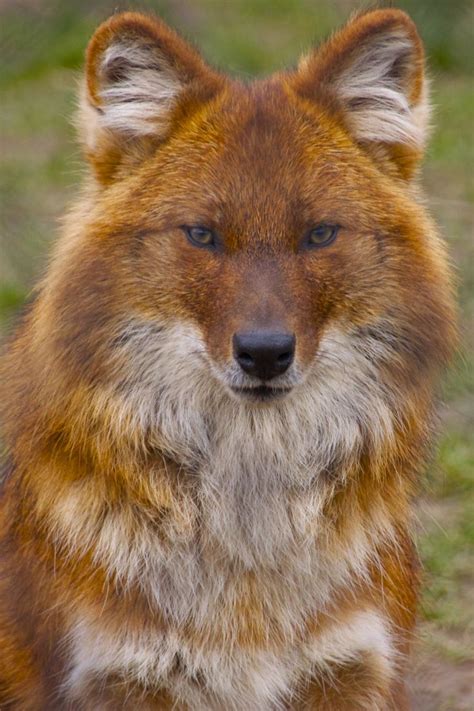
[0,0,472,89]
[0,0,473,692]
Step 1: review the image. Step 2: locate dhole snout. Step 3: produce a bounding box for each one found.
[233,330,295,381]
[232,330,296,400]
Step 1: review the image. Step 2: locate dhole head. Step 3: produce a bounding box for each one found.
[58,9,453,409]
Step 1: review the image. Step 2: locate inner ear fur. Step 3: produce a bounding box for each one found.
[80,12,222,184]
[291,9,429,180]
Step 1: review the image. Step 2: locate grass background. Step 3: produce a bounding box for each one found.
[1,1,472,707]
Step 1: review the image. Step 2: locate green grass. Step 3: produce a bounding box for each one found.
[1,0,473,700]
[1,0,472,88]
[435,432,474,497]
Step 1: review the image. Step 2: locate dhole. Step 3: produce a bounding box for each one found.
[0,8,456,710]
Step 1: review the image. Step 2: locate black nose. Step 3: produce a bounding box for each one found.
[233,331,295,381]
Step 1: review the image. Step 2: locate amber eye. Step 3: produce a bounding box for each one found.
[307,224,340,248]
[183,226,216,249]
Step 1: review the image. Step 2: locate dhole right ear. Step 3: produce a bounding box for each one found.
[291,9,429,180]
[80,12,221,184]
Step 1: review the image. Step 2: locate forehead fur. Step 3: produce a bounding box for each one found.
[98,80,410,242]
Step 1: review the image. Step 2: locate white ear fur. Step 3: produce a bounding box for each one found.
[95,40,182,137]
[295,10,430,163]
[80,13,219,181]
[333,30,429,149]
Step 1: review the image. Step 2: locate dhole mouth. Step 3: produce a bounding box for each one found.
[231,385,293,403]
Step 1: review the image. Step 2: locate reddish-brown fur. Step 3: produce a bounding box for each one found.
[0,9,456,710]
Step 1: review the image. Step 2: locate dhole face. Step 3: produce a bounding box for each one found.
[81,83,436,406]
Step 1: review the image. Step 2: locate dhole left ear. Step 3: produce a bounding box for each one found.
[80,12,222,183]
[292,9,429,180]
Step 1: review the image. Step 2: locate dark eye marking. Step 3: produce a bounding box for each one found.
[181,225,217,250]
[304,224,340,249]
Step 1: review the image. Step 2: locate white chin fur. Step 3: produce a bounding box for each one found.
[111,317,395,469]
[102,318,397,567]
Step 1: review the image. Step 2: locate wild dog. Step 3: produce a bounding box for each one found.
[0,8,456,710]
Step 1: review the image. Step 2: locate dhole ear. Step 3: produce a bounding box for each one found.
[80,12,220,183]
[293,9,429,179]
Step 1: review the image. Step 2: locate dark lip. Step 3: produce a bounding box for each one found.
[231,385,292,402]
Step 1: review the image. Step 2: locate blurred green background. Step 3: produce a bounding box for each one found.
[1,1,472,707]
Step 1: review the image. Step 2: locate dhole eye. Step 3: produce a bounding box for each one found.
[307,224,339,248]
[183,226,216,249]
